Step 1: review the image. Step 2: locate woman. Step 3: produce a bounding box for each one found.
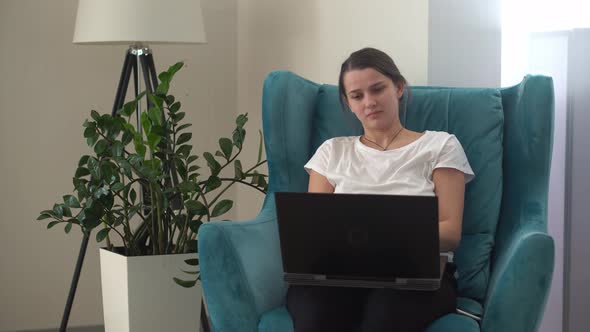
[286,48,475,332]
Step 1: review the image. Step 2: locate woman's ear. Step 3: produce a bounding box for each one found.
[395,82,405,100]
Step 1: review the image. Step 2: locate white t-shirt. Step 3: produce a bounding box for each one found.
[304,130,475,196]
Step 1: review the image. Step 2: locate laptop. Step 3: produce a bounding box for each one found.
[275,192,447,291]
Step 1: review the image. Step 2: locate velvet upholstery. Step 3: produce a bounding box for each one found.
[199,71,555,332]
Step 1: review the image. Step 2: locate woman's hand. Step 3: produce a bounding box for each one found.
[433,167,466,251]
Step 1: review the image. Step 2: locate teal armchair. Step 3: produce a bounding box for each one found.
[199,71,555,332]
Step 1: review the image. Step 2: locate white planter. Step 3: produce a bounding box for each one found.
[99,248,201,332]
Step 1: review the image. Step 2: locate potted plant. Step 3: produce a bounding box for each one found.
[37,62,267,332]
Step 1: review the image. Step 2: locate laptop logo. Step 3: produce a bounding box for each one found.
[347,226,369,248]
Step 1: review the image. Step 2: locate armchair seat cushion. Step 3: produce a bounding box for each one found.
[426,313,480,332]
[258,306,294,332]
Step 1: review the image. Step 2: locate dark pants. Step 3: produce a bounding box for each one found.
[286,265,457,332]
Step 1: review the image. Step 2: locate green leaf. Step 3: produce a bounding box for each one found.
[47,221,60,229]
[94,186,109,199]
[178,181,197,193]
[173,277,196,288]
[172,112,186,123]
[91,110,101,121]
[81,202,104,230]
[130,188,137,204]
[219,138,233,159]
[176,133,192,145]
[168,62,184,78]
[158,71,171,84]
[53,204,64,218]
[128,154,143,166]
[120,100,137,117]
[185,258,199,266]
[122,131,134,145]
[96,228,110,242]
[258,176,268,189]
[111,141,124,157]
[188,165,200,172]
[203,153,221,176]
[78,155,90,167]
[101,162,119,184]
[75,167,90,178]
[111,182,125,192]
[86,134,98,147]
[185,200,207,216]
[64,221,73,234]
[148,106,162,126]
[156,81,170,95]
[211,200,233,218]
[83,127,96,138]
[189,219,203,233]
[135,141,146,159]
[236,113,248,128]
[165,95,175,106]
[147,132,161,150]
[205,175,221,192]
[37,213,53,220]
[176,144,192,158]
[232,128,246,149]
[175,158,188,180]
[141,112,151,135]
[94,139,109,155]
[170,101,181,113]
[187,155,199,164]
[176,123,191,132]
[258,130,264,163]
[63,195,81,208]
[234,160,244,179]
[148,94,164,110]
[62,206,72,218]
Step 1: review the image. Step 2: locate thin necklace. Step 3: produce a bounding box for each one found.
[362,126,404,151]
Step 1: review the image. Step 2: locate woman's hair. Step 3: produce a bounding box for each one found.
[338,47,409,112]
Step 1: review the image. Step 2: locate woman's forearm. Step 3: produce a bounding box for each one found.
[439,219,461,252]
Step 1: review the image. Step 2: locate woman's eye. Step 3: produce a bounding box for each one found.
[350,95,361,100]
[372,86,384,93]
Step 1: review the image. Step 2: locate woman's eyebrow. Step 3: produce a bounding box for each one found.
[347,81,386,95]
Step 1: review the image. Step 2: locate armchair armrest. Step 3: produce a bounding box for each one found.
[198,202,287,332]
[481,227,554,332]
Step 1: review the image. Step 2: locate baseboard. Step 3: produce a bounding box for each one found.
[13,326,104,332]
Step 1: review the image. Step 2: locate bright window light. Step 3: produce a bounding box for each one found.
[501,0,590,86]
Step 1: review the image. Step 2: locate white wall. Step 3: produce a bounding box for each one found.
[0,0,237,330]
[428,0,501,87]
[235,0,429,220]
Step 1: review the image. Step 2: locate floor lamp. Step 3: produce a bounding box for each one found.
[65,1,210,331]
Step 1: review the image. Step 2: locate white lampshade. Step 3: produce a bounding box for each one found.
[73,0,207,45]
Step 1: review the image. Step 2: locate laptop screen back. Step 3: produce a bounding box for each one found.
[275,192,440,279]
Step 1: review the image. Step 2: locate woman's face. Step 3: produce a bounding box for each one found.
[343,68,404,132]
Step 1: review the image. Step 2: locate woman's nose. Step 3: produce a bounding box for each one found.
[364,96,377,108]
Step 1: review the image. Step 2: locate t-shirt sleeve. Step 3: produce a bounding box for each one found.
[304,140,332,178]
[434,135,475,183]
